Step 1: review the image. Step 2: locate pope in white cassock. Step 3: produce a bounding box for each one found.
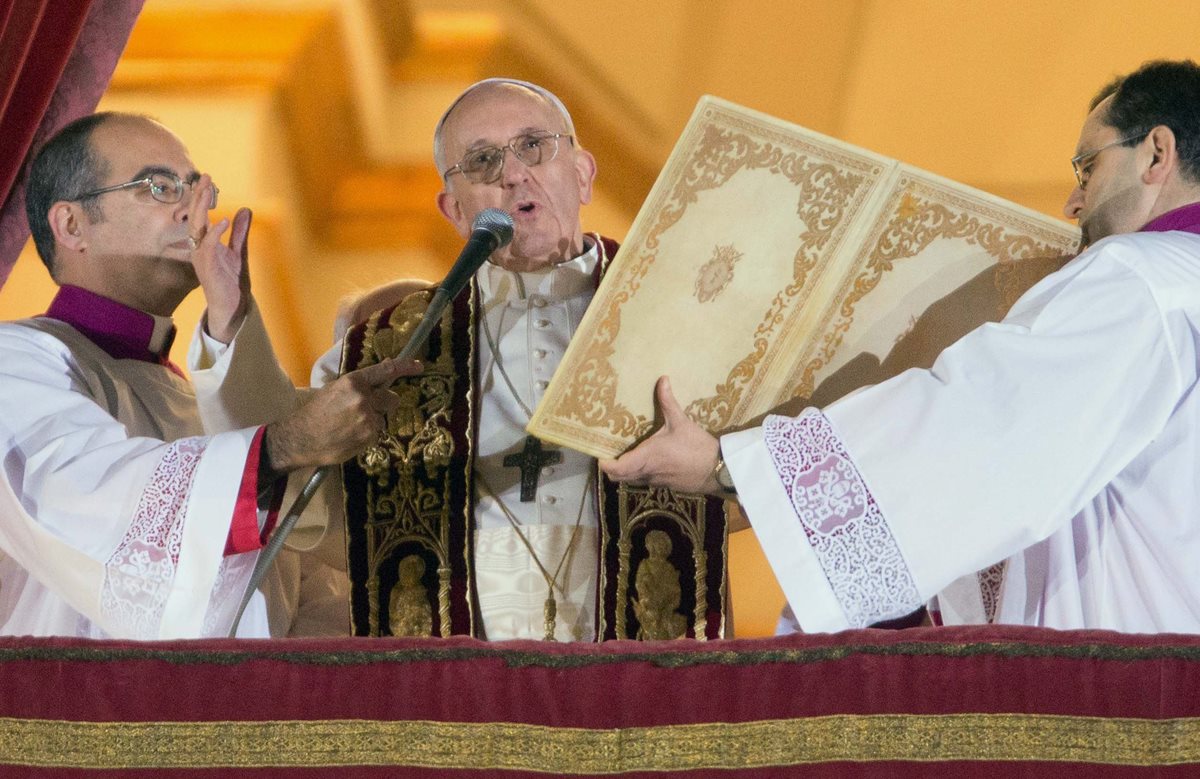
[0,113,418,639]
[312,79,612,640]
[312,79,731,642]
[603,59,1200,635]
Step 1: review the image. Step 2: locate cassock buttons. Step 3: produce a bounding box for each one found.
[530,295,547,308]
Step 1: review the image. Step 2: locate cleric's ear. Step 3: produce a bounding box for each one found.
[1143,124,1178,186]
[48,201,87,254]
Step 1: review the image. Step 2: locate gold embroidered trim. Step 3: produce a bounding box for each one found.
[341,287,478,637]
[611,485,724,640]
[3,714,1198,770]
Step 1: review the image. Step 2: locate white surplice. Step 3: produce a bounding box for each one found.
[313,239,603,641]
[724,229,1200,634]
[0,303,302,639]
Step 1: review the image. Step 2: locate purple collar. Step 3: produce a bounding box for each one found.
[45,285,178,368]
[1140,202,1200,235]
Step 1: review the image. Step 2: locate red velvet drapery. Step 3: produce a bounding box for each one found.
[0,0,144,288]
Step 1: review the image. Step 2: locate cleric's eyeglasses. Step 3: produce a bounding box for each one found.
[72,172,218,208]
[442,131,573,185]
[1070,133,1145,190]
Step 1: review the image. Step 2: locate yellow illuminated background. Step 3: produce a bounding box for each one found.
[2,0,1197,636]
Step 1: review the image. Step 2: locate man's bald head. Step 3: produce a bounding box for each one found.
[432,79,577,175]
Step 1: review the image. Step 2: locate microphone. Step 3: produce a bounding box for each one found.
[439,208,516,305]
[228,209,514,636]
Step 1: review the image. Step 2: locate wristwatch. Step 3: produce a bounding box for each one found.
[711,454,737,495]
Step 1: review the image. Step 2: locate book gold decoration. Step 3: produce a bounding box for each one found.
[528,96,1080,458]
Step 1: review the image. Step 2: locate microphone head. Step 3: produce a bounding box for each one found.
[472,208,515,249]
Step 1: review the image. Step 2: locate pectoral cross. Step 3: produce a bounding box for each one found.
[503,436,563,501]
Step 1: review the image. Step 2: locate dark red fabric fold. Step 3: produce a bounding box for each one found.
[0,3,92,220]
[0,2,91,206]
[0,0,144,288]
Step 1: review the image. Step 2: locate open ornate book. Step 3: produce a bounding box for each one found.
[528,96,1081,459]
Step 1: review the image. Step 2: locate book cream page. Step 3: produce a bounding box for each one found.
[529,96,1079,459]
[790,165,1080,407]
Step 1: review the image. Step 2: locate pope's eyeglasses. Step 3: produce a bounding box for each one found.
[442,131,573,185]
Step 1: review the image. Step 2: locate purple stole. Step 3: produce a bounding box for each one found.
[340,235,729,640]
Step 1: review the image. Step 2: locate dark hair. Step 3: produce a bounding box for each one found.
[1091,59,1200,183]
[23,112,116,276]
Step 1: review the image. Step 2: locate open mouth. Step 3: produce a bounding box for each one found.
[513,200,537,216]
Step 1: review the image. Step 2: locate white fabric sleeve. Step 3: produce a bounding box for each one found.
[0,333,261,637]
[723,246,1180,632]
[284,338,350,569]
[159,427,261,638]
[190,318,230,371]
[832,251,1176,600]
[721,426,850,632]
[192,302,353,632]
[0,321,271,638]
[188,299,297,432]
[190,298,302,542]
[310,337,343,389]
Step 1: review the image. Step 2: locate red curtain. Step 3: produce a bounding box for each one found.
[0,0,144,288]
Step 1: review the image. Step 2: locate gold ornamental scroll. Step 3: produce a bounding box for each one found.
[528,96,1080,458]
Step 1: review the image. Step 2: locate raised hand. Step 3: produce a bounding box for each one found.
[599,376,723,495]
[187,174,251,343]
[264,358,424,474]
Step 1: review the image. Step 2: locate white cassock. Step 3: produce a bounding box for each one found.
[313,239,603,641]
[471,243,600,641]
[724,229,1200,634]
[0,299,322,639]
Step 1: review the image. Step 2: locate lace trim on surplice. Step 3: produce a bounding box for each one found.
[201,551,257,637]
[99,437,205,638]
[978,561,1007,623]
[763,410,920,628]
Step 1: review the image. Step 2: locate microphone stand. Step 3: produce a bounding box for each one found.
[227,210,512,636]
